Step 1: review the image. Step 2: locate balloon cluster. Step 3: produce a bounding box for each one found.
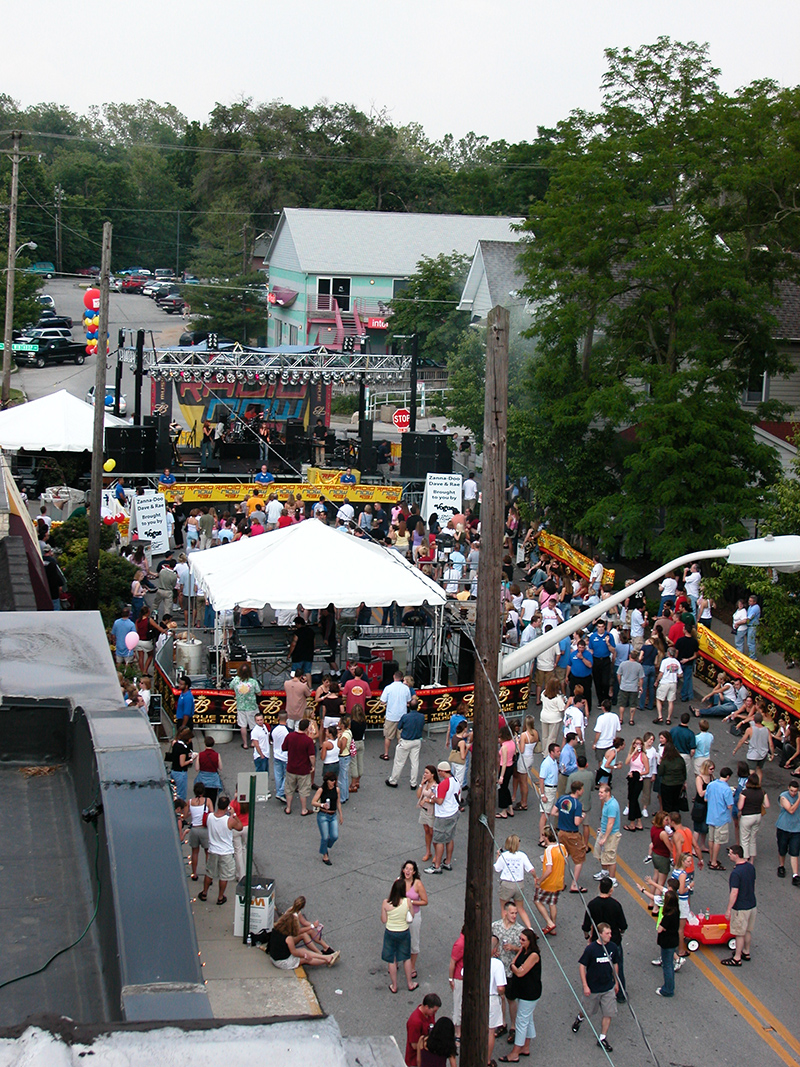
[103,514,126,525]
[83,288,100,355]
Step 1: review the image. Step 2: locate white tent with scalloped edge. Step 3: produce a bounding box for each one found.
[0,389,128,452]
[188,517,447,611]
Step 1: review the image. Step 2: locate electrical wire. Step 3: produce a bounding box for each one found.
[0,820,102,992]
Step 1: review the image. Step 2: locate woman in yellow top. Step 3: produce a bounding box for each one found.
[533,826,567,935]
[380,877,417,994]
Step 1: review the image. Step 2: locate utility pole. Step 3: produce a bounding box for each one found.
[1,131,22,410]
[86,221,113,611]
[460,305,508,1067]
[242,222,248,275]
[55,184,63,275]
[175,210,180,279]
[409,332,418,432]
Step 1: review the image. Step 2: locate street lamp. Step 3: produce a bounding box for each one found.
[500,535,800,678]
[1,238,38,409]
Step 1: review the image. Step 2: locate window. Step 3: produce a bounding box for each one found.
[274,318,283,346]
[743,366,768,405]
[393,278,409,299]
[288,324,299,345]
[317,277,350,312]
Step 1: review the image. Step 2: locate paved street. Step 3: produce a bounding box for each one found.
[14,276,184,409]
[203,714,799,1067]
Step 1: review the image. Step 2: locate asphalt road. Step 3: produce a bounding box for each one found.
[14,276,185,410]
[209,719,800,1067]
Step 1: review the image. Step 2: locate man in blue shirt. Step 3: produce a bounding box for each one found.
[746,596,761,659]
[594,783,621,885]
[158,468,176,488]
[254,464,275,485]
[705,766,734,870]
[552,780,586,891]
[176,675,195,730]
[538,743,560,843]
[340,467,356,485]
[567,640,594,711]
[385,705,426,789]
[110,608,136,665]
[558,732,580,791]
[588,620,616,706]
[114,478,128,507]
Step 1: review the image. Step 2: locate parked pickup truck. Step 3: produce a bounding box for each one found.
[16,338,88,367]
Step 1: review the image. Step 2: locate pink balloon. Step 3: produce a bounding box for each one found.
[125,631,140,651]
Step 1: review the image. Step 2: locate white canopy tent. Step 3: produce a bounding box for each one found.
[0,389,128,452]
[189,518,447,611]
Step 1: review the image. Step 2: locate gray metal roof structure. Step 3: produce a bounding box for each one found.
[266,208,524,277]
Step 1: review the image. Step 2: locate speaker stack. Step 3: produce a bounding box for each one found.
[399,432,453,479]
[104,425,157,472]
[285,419,309,465]
[143,414,173,469]
[358,418,375,473]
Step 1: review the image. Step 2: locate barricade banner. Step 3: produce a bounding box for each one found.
[160,481,402,505]
[536,531,615,587]
[697,625,800,720]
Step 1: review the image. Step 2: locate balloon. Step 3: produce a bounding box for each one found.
[125,631,140,651]
[103,515,115,525]
[103,459,116,472]
[114,514,124,522]
[84,288,101,311]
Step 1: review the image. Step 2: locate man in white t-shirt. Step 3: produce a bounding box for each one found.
[251,711,271,775]
[425,762,461,874]
[629,606,646,652]
[462,473,478,511]
[683,563,702,615]
[655,647,683,724]
[590,556,604,594]
[269,712,289,802]
[488,937,508,1065]
[732,599,748,654]
[563,701,586,743]
[593,702,621,763]
[380,671,411,760]
[265,494,283,530]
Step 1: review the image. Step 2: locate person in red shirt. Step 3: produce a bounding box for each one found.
[668,618,687,647]
[282,718,317,815]
[343,666,372,716]
[277,508,294,529]
[405,993,441,1066]
[449,927,465,1042]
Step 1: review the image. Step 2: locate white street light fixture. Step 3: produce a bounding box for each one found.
[499,535,800,679]
[14,240,36,259]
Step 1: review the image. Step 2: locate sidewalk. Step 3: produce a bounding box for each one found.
[181,840,322,1021]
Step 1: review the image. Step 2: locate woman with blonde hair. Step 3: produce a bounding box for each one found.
[267,909,339,969]
[512,716,539,811]
[494,834,535,925]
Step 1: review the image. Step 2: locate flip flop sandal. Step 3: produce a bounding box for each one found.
[216,896,227,905]
[721,957,741,966]
[197,892,208,901]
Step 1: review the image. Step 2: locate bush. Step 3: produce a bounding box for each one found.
[60,550,137,628]
[49,513,116,552]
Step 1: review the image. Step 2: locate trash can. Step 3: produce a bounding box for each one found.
[234,877,275,939]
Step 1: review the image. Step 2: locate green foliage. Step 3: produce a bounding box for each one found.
[48,513,116,552]
[388,253,472,366]
[515,37,800,557]
[442,328,486,442]
[60,548,137,628]
[184,272,269,344]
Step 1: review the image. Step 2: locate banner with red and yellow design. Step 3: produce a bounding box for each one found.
[536,531,615,587]
[697,625,800,720]
[161,481,402,505]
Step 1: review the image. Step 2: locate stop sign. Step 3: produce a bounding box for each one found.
[393,407,411,432]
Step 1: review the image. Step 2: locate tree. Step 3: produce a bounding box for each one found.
[516,38,800,557]
[388,252,471,365]
[184,272,269,344]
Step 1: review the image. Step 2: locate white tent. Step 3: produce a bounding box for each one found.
[189,518,447,611]
[0,389,128,452]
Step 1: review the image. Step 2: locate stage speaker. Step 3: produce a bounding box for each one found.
[104,425,157,472]
[381,660,400,687]
[285,419,309,464]
[144,414,173,468]
[358,418,375,473]
[285,419,306,445]
[458,635,475,684]
[414,655,449,688]
[400,431,452,479]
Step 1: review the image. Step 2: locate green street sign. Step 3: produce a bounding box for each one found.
[0,342,39,352]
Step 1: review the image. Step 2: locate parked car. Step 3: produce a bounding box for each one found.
[182,274,200,284]
[19,327,73,343]
[37,294,56,311]
[37,313,73,329]
[121,275,148,294]
[24,261,56,278]
[76,266,100,276]
[16,338,87,367]
[159,294,186,314]
[178,330,235,347]
[154,268,175,281]
[86,385,128,417]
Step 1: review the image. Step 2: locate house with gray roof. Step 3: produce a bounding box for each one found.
[457,239,528,319]
[263,208,522,352]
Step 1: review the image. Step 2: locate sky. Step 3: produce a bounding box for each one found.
[4,0,799,143]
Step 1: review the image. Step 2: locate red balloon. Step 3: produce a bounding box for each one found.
[103,515,115,525]
[84,288,101,311]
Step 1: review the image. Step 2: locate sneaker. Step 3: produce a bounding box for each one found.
[655,987,664,996]
[385,779,398,788]
[793,874,800,887]
[593,871,605,880]
[623,806,629,816]
[777,865,786,878]
[571,1015,583,1033]
[442,862,453,871]
[641,808,649,818]
[610,877,619,888]
[674,956,685,971]
[598,1038,613,1052]
[424,865,442,875]
[651,958,662,966]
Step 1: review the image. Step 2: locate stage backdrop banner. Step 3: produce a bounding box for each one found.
[161,481,402,505]
[696,625,800,720]
[536,530,616,587]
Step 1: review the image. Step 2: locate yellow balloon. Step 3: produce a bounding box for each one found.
[103,458,116,472]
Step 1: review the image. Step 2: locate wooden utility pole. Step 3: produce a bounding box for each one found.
[460,305,509,1067]
[86,222,112,610]
[1,131,22,409]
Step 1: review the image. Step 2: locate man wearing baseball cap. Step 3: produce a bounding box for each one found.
[425,762,462,875]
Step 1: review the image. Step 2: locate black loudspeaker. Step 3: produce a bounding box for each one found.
[285,419,306,445]
[144,415,173,468]
[358,418,375,473]
[285,419,309,464]
[415,655,449,688]
[105,426,157,472]
[381,660,400,687]
[400,432,452,479]
[458,635,475,684]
